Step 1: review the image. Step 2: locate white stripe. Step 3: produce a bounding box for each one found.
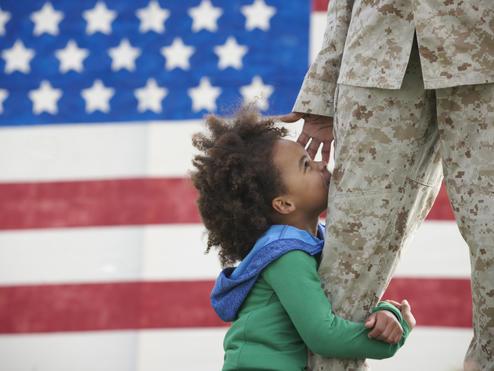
[0,225,146,285]
[152,327,473,371]
[0,327,471,371]
[0,331,138,371]
[0,121,201,182]
[310,11,326,63]
[143,224,222,281]
[0,221,468,286]
[138,328,227,371]
[0,122,150,182]
[0,224,221,285]
[394,221,470,278]
[147,120,204,178]
[0,120,305,182]
[368,327,472,370]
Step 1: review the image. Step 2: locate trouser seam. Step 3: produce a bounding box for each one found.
[406,176,436,188]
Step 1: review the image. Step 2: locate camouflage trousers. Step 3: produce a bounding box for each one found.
[310,46,494,370]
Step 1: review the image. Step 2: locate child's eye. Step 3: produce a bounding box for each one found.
[304,160,310,170]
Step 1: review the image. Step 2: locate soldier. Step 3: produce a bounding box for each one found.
[282,1,494,370]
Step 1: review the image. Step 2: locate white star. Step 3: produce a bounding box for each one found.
[0,8,11,36]
[55,40,89,73]
[214,37,248,70]
[161,38,195,70]
[241,0,276,31]
[30,2,64,36]
[1,40,35,74]
[136,1,170,33]
[240,76,273,111]
[83,2,117,35]
[28,80,62,115]
[0,89,8,114]
[135,79,168,113]
[188,77,221,112]
[108,39,140,71]
[81,80,115,113]
[188,0,222,32]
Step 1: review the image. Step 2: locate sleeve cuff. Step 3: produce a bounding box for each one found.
[293,93,334,117]
[372,301,403,323]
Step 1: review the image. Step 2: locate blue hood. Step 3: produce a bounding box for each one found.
[211,223,325,322]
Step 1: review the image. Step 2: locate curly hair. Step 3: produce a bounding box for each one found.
[191,108,288,267]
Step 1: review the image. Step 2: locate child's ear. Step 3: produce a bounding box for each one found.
[272,196,296,215]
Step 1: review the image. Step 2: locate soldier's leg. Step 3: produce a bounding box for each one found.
[309,48,443,370]
[436,83,494,371]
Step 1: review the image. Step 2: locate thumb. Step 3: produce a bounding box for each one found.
[401,299,411,313]
[279,112,303,123]
[365,313,376,328]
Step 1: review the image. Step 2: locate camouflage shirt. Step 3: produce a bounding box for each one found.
[294,0,494,116]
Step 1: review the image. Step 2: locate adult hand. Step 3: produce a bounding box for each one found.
[385,299,416,332]
[365,310,403,344]
[279,112,334,163]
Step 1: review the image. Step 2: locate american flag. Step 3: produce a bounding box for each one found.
[0,1,472,370]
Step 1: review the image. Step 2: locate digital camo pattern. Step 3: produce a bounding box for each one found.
[308,45,442,371]
[293,0,494,117]
[436,83,494,371]
[293,0,354,117]
[414,0,494,89]
[308,46,494,370]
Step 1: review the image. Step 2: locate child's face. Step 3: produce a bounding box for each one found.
[272,139,331,217]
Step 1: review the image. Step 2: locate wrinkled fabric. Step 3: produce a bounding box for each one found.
[211,224,324,321]
[306,43,494,370]
[294,0,494,117]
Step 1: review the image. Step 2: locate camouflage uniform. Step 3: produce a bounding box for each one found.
[293,1,494,370]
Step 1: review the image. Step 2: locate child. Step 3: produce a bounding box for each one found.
[191,109,415,371]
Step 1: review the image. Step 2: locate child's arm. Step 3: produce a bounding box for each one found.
[262,250,411,359]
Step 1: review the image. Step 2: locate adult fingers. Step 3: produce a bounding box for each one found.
[297,131,310,148]
[321,140,331,164]
[307,139,321,159]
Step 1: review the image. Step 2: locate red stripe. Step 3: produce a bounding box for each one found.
[0,179,454,230]
[0,178,201,230]
[425,184,455,221]
[0,281,225,334]
[313,0,329,11]
[0,277,471,334]
[382,277,471,327]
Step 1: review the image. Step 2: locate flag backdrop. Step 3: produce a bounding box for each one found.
[0,0,473,370]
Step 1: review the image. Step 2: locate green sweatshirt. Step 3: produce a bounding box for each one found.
[222,250,409,370]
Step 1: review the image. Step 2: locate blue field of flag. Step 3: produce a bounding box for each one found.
[0,0,309,126]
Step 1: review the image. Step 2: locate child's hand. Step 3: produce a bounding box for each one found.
[365,310,403,344]
[385,299,416,331]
